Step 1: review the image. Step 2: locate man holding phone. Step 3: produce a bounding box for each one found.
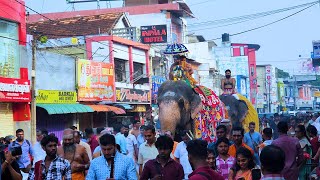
[9,129,33,176]
[1,147,22,180]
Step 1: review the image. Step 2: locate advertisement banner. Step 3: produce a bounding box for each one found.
[116,88,151,104]
[0,77,31,102]
[151,76,166,103]
[36,90,77,104]
[314,91,320,97]
[313,41,320,59]
[218,56,249,77]
[77,59,115,102]
[140,25,167,44]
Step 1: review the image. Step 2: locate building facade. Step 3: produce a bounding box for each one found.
[0,0,31,138]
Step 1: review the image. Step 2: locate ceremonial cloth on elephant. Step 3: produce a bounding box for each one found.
[237,94,259,132]
[193,86,226,142]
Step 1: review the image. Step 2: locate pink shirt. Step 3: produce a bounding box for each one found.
[216,155,235,180]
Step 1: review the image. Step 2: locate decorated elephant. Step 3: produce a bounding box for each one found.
[219,94,259,132]
[158,80,259,142]
[157,80,226,142]
[158,54,259,141]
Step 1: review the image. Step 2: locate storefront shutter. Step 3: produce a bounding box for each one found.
[0,103,14,137]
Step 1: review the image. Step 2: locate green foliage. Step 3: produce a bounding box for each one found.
[276,68,290,79]
[310,75,320,86]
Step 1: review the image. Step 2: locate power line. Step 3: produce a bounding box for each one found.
[209,2,317,41]
[189,0,215,7]
[16,0,147,57]
[0,35,27,44]
[188,1,318,27]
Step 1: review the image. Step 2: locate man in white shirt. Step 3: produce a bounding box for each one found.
[138,125,158,175]
[33,129,48,164]
[74,131,92,160]
[122,125,138,160]
[174,131,192,179]
[310,114,320,135]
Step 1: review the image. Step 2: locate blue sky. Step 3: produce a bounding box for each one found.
[26,0,320,74]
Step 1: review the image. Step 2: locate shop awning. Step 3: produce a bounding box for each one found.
[114,104,133,110]
[37,104,94,115]
[86,105,126,115]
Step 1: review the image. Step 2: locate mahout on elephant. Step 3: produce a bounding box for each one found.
[157,55,259,141]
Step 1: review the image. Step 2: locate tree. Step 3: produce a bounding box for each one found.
[276,68,290,79]
[310,75,320,86]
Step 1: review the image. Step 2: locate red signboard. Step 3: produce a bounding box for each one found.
[140,25,167,44]
[0,77,31,102]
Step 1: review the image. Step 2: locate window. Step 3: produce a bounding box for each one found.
[240,46,245,56]
[158,0,169,4]
[133,62,144,80]
[114,58,126,82]
[0,19,20,78]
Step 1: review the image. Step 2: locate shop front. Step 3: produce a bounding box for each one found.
[76,59,125,131]
[114,87,151,126]
[0,76,31,137]
[35,90,94,140]
[0,0,29,138]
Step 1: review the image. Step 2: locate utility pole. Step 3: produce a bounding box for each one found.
[293,75,297,110]
[30,38,37,144]
[268,82,271,113]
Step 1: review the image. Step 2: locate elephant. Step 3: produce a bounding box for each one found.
[157,80,260,142]
[219,94,259,132]
[219,95,248,128]
[157,80,226,142]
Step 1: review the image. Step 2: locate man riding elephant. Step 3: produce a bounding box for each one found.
[159,55,226,142]
[158,55,258,141]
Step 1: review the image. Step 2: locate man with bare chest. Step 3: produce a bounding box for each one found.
[130,120,141,138]
[57,129,90,180]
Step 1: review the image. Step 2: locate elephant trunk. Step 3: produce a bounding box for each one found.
[158,100,181,135]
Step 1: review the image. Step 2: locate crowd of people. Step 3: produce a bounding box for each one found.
[1,114,320,179]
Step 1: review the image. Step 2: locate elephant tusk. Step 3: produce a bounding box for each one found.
[189,130,194,139]
[186,133,193,140]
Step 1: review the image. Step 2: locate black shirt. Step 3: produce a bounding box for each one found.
[0,151,22,180]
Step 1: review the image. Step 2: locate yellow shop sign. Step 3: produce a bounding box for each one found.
[36,90,77,104]
[129,105,147,112]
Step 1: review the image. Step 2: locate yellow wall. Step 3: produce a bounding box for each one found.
[0,103,14,137]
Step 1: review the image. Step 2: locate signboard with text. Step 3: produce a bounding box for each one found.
[116,88,151,104]
[36,90,77,104]
[77,59,115,102]
[151,76,166,103]
[0,77,31,102]
[313,41,320,59]
[140,25,167,44]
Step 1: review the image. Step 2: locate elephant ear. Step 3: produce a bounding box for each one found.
[237,100,249,122]
[190,93,202,119]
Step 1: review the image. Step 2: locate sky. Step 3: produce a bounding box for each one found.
[26,0,320,74]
